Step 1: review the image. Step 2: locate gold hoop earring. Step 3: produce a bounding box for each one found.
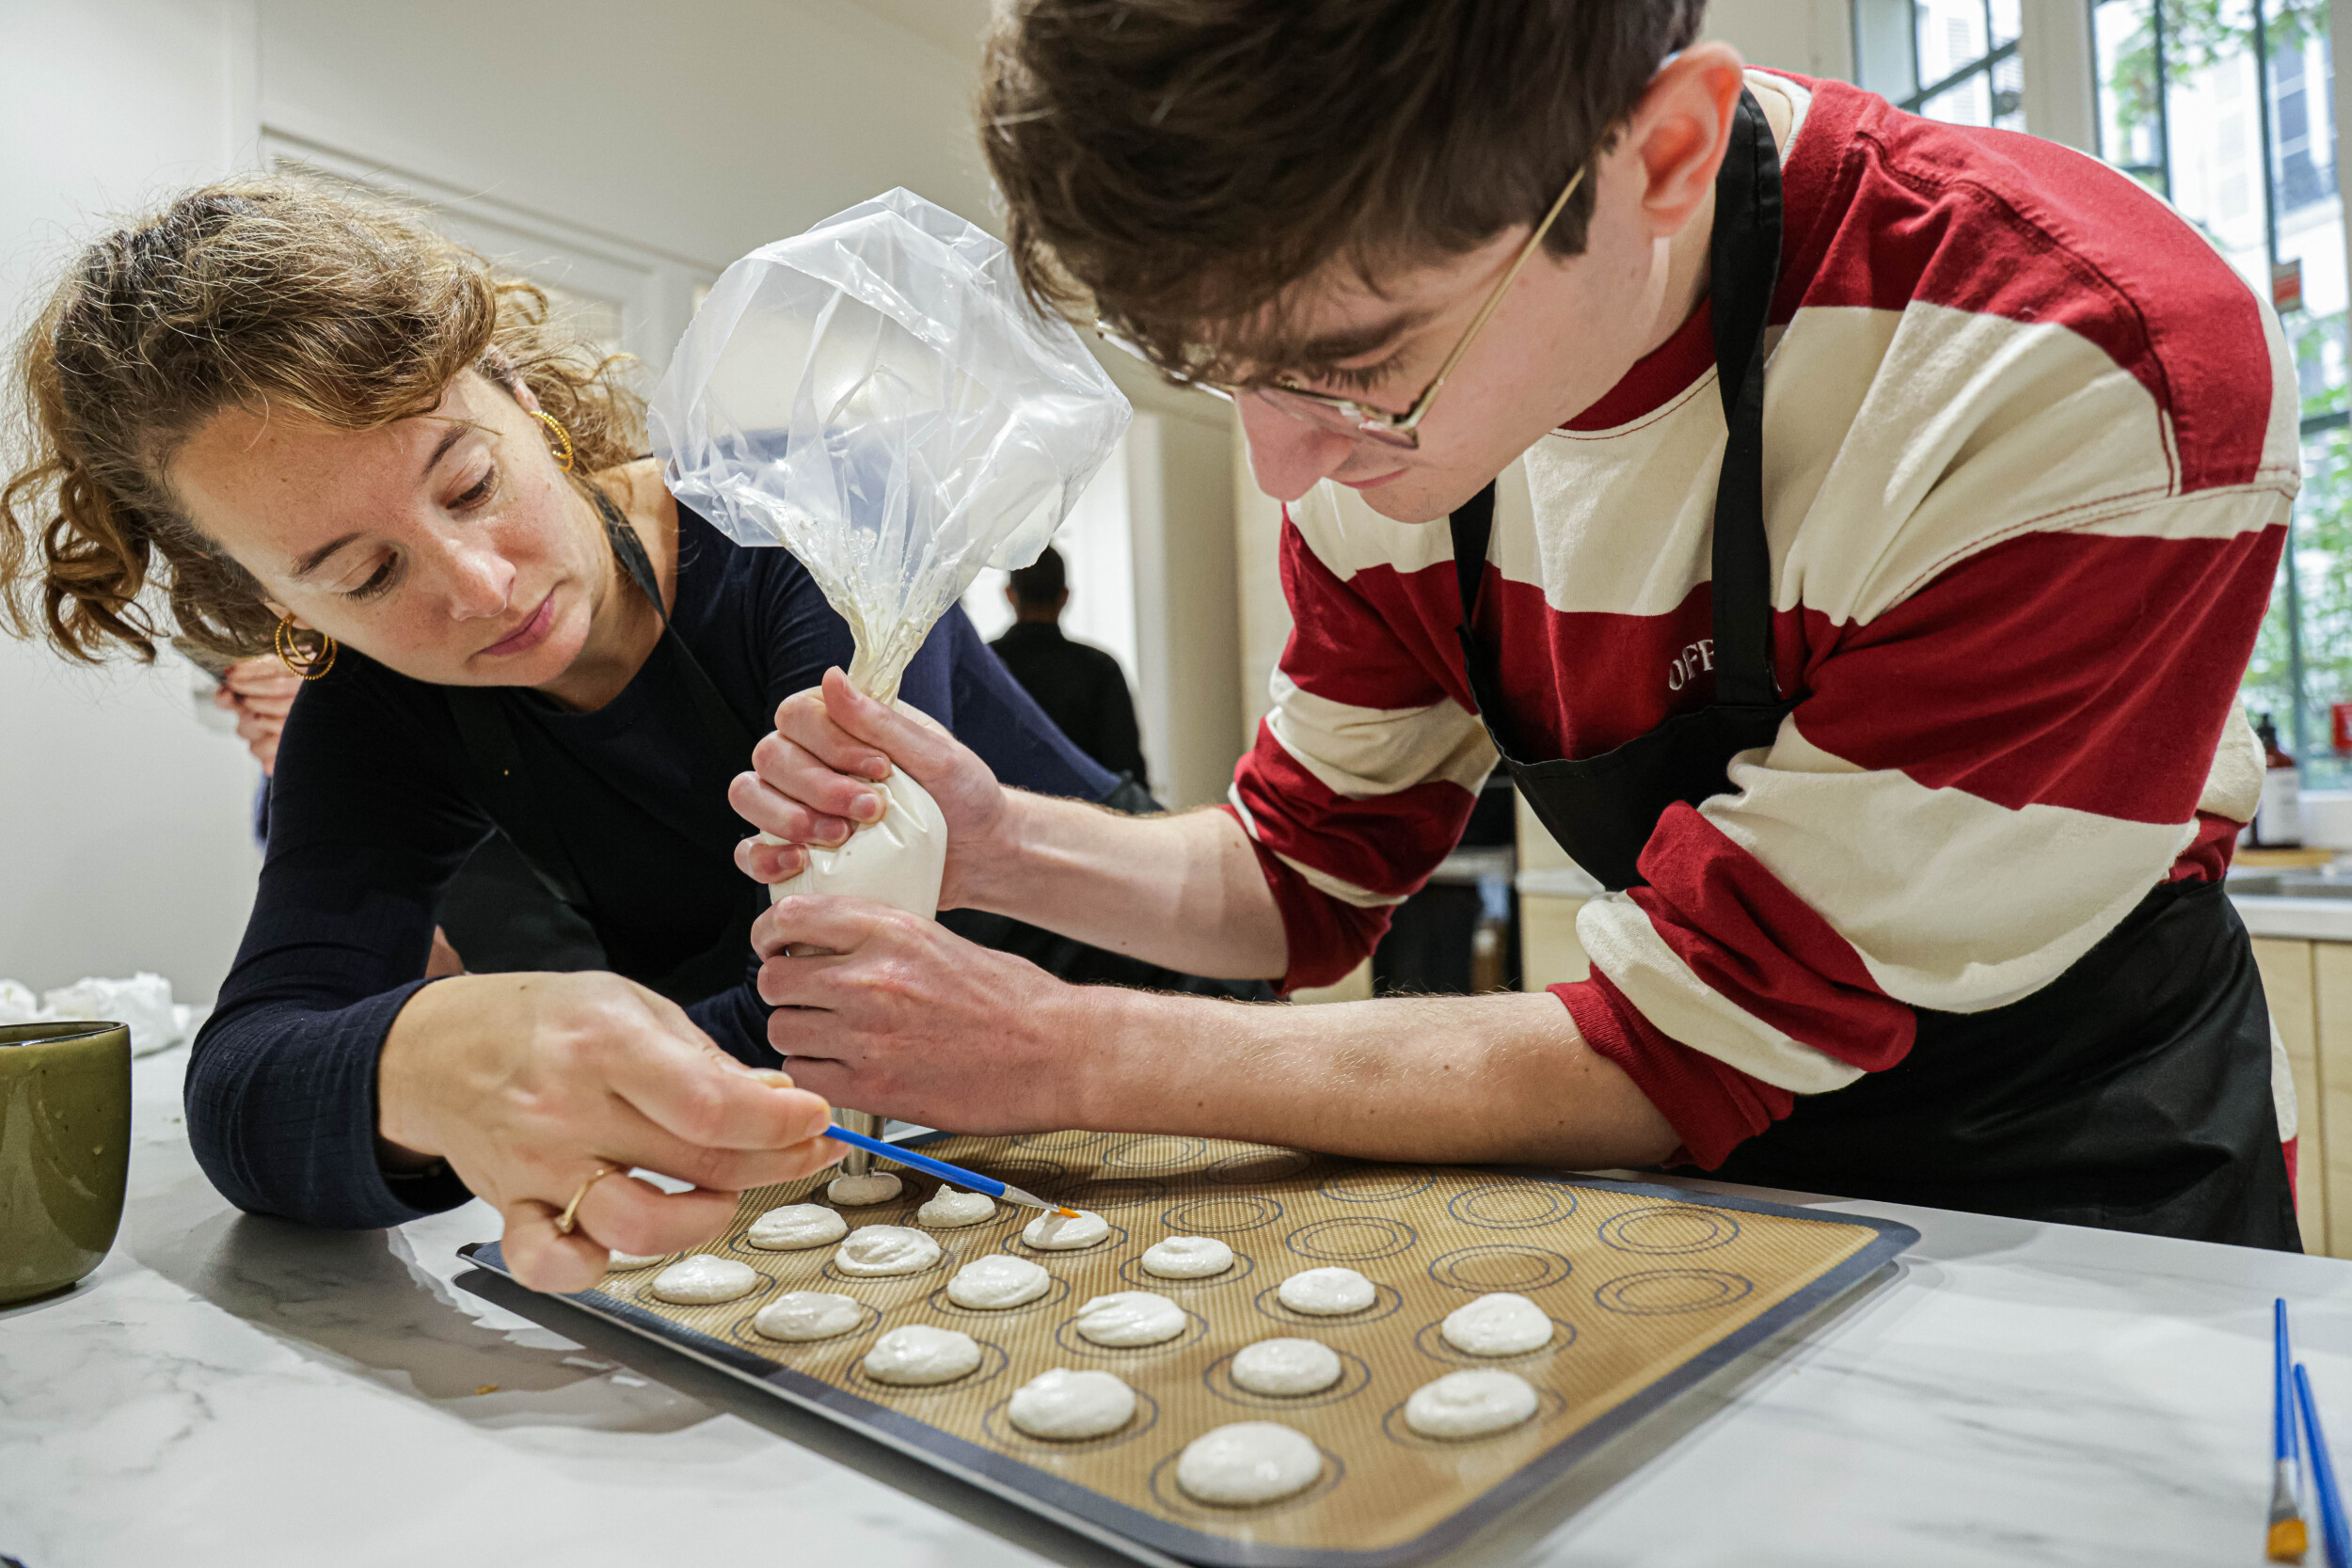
[274,614,338,681]
[534,411,576,473]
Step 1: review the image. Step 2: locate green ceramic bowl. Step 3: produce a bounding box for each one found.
[0,1020,131,1306]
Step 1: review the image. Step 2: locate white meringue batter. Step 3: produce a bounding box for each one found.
[1072,1291,1188,1347]
[604,1251,667,1270]
[747,1203,849,1250]
[833,1224,944,1276]
[1140,1235,1234,1279]
[827,1171,904,1206]
[1006,1368,1136,1439]
[1230,1337,1343,1396]
[1277,1266,1375,1316]
[917,1187,996,1227]
[946,1254,1052,1309]
[864,1323,983,1386]
[752,1291,864,1342]
[1175,1421,1323,1505]
[1404,1369,1539,1438]
[648,1255,758,1305]
[1439,1291,1552,1356]
[1022,1209,1111,1250]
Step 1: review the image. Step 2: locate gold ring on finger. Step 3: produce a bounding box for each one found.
[554,1164,619,1236]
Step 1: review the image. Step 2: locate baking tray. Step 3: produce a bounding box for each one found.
[456,1132,1915,1566]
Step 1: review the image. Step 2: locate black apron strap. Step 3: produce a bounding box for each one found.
[446,484,758,924]
[1708,89,1784,707]
[1453,88,1784,732]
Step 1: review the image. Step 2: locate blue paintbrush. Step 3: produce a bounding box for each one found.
[822,1124,1078,1216]
[2278,1300,2310,1562]
[2296,1361,2349,1568]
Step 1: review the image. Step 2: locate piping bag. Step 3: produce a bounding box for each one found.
[650,187,1131,1167]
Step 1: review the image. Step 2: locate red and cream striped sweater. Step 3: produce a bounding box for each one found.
[1225,71,2300,1167]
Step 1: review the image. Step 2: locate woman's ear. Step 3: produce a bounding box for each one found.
[474,350,543,416]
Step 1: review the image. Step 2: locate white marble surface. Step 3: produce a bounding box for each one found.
[7,1046,2352,1568]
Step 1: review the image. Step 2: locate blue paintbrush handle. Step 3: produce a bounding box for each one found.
[822,1124,1008,1199]
[2284,1299,2302,1464]
[2297,1363,2350,1568]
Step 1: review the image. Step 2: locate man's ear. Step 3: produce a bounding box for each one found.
[1624,42,1748,241]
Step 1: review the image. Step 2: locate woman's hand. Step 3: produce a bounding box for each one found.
[214,657,302,774]
[729,668,1014,908]
[752,895,1088,1132]
[377,971,838,1293]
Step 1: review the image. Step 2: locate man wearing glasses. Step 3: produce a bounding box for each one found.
[739,1,2304,1247]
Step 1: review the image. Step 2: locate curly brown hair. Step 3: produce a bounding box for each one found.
[981,0,1708,386]
[0,174,645,664]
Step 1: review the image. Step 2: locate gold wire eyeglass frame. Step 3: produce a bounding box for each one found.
[1095,159,1594,451]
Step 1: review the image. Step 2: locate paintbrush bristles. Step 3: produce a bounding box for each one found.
[2270,1514,2309,1562]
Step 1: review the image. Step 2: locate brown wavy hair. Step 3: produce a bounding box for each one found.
[0,173,645,663]
[981,0,1708,386]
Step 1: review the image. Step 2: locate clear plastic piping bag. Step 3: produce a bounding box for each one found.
[650,188,1131,920]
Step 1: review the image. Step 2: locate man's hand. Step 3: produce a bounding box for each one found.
[731,669,1015,907]
[378,971,840,1293]
[753,894,1084,1132]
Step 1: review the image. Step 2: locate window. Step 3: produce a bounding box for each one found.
[1853,0,2026,127]
[2092,0,2349,773]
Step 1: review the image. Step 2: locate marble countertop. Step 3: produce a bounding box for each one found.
[8,1046,2352,1568]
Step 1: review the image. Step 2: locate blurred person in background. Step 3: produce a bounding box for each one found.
[989,546,1147,786]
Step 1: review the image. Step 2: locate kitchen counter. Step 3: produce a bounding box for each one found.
[6,1045,2351,1568]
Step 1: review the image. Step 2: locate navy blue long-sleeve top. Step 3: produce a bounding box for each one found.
[188,499,1116,1231]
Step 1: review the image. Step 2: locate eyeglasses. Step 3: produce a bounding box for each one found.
[1097,159,1593,451]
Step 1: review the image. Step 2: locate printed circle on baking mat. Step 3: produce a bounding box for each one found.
[1426,1245,1573,1293]
[1053,1305,1211,1360]
[1593,1269,1755,1316]
[980,1386,1162,1455]
[725,1297,882,1354]
[1103,1135,1209,1169]
[1012,1130,1111,1151]
[1200,1346,1374,1411]
[1252,1281,1405,1328]
[1597,1204,1741,1256]
[1319,1168,1437,1204]
[974,1158,1069,1191]
[846,1334,1011,1397]
[1409,1315,1578,1368]
[1048,1178,1168,1212]
[925,1271,1073,1320]
[1446,1181,1577,1230]
[1146,1440,1346,1518]
[1378,1386,1567,1451]
[1118,1248,1257,1292]
[1285,1216,1418,1261]
[1000,1221,1132,1259]
[1204,1148,1317,1185]
[1161,1195,1283,1235]
[631,1268,778,1311]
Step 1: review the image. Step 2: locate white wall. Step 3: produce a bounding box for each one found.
[0,0,261,1002]
[1,0,1214,1002]
[1707,0,1855,80]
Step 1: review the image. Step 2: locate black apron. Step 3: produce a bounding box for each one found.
[1454,91,2298,1249]
[445,491,762,1005]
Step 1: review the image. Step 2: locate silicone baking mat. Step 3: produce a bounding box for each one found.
[458,1133,1915,1567]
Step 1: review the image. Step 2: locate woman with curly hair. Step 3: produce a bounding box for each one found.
[0,176,1136,1291]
